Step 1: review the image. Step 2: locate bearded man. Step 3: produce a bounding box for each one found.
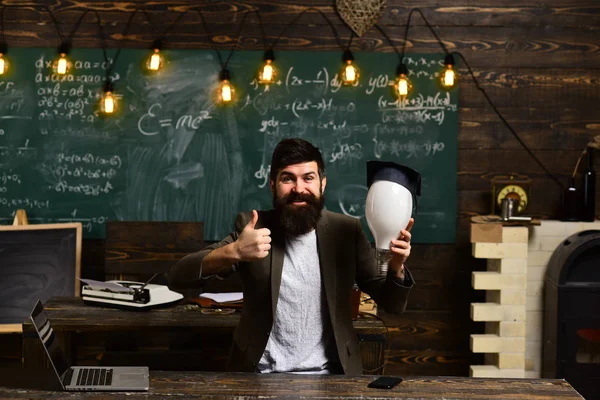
[168,138,415,375]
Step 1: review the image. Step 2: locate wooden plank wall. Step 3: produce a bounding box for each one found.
[1,0,599,376]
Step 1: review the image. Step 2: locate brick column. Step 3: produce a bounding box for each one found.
[469,223,528,378]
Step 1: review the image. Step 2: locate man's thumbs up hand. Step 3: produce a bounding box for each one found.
[234,210,272,261]
[246,209,259,230]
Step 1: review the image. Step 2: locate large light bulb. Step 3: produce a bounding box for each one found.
[365,180,413,274]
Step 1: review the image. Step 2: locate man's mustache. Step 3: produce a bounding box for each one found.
[282,192,319,205]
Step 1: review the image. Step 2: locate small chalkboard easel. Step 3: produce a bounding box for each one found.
[0,210,29,333]
[0,210,82,333]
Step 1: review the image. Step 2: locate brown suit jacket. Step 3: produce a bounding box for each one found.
[168,209,414,374]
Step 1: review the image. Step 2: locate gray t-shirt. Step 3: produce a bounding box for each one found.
[257,230,338,373]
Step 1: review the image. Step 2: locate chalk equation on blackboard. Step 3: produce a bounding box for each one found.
[33,55,121,125]
[0,139,36,158]
[329,142,363,164]
[137,103,213,136]
[54,152,122,168]
[41,152,122,197]
[372,139,446,159]
[0,198,50,209]
[48,181,114,196]
[242,93,352,119]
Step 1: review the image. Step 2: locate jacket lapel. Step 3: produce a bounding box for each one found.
[270,215,285,315]
[316,211,337,326]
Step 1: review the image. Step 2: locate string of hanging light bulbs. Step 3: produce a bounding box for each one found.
[0,6,458,113]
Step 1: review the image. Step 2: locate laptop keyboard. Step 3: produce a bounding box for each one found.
[76,368,113,386]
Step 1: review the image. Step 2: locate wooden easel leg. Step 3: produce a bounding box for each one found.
[12,209,28,226]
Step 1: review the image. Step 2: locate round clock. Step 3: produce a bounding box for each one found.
[491,175,531,215]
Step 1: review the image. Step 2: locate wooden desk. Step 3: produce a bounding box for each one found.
[0,370,584,399]
[22,297,387,373]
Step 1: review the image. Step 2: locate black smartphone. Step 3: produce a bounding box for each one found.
[367,376,403,389]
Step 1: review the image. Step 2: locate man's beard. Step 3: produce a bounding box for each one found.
[273,190,325,236]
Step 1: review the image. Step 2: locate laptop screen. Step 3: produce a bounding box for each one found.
[30,300,71,379]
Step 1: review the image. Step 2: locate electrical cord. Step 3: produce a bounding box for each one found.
[453,51,564,189]
[145,9,188,46]
[345,31,354,52]
[1,5,65,46]
[401,7,565,190]
[195,8,267,73]
[44,6,66,43]
[373,24,402,62]
[103,9,140,83]
[408,8,450,54]
[268,7,345,52]
[196,9,252,71]
[59,10,109,67]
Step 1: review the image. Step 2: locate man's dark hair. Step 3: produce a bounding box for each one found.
[270,138,326,182]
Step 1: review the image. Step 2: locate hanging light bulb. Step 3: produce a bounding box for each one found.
[218,69,234,103]
[365,161,421,275]
[100,81,116,115]
[146,39,164,72]
[258,49,276,85]
[340,50,359,86]
[54,42,71,75]
[0,42,8,75]
[394,63,412,99]
[440,54,457,90]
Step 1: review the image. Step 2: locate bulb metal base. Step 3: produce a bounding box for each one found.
[376,249,392,275]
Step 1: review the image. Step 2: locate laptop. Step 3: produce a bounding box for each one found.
[29,300,149,391]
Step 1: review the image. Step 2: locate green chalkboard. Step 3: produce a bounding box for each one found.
[0,48,457,243]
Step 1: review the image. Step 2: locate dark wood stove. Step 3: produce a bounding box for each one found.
[544,230,600,400]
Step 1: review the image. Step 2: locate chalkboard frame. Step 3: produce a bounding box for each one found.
[0,222,82,332]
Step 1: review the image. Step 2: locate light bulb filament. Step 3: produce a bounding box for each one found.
[57,54,68,75]
[221,81,232,102]
[261,62,274,83]
[149,51,162,71]
[443,68,455,87]
[398,78,408,96]
[345,63,356,83]
[103,92,115,114]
